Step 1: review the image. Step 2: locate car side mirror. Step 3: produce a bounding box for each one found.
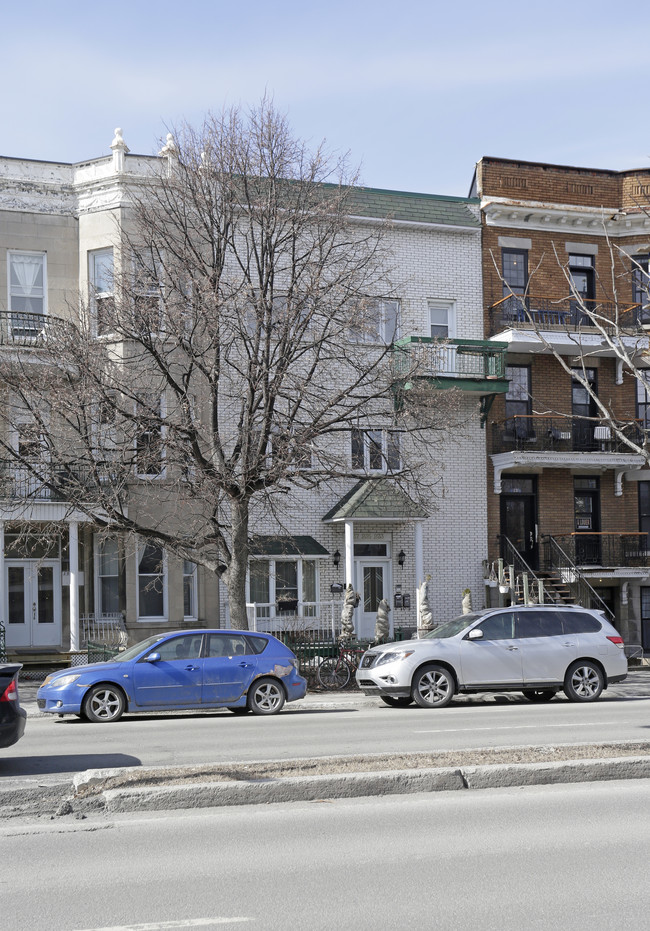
[467,628,483,641]
[144,652,161,662]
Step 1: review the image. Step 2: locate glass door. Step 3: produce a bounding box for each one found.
[4,560,62,648]
[355,561,390,640]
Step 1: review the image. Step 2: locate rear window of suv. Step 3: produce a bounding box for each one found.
[558,611,602,634]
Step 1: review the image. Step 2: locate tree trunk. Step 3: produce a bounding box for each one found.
[225,496,250,629]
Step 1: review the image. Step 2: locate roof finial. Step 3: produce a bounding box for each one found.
[110,127,130,172]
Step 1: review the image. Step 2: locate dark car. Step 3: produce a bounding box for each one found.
[37,629,307,721]
[0,664,27,748]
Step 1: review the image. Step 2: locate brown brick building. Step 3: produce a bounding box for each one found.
[472,157,650,648]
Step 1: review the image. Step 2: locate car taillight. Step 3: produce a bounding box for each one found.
[606,636,625,649]
[0,680,18,702]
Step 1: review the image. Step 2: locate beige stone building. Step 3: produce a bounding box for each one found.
[0,131,504,662]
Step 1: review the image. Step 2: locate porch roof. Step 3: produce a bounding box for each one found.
[248,534,330,557]
[322,479,428,522]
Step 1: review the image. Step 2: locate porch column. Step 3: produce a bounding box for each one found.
[344,520,354,589]
[413,520,424,630]
[0,521,4,629]
[68,520,79,652]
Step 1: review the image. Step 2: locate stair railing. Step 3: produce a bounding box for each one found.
[542,535,615,623]
[498,535,549,604]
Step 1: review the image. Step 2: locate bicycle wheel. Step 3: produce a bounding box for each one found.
[317,657,351,690]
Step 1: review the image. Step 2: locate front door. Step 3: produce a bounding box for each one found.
[355,561,390,640]
[574,476,601,564]
[500,476,538,569]
[4,559,62,648]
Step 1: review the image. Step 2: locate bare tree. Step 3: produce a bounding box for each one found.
[0,101,461,628]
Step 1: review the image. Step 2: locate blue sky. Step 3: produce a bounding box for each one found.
[1,0,648,196]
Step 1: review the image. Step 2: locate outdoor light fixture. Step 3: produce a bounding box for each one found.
[333,550,341,568]
[398,550,406,567]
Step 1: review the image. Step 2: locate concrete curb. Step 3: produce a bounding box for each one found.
[5,755,650,819]
[94,756,650,813]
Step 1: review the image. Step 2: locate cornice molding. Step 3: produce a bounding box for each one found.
[482,198,650,237]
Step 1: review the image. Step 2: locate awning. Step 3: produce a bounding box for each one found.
[322,479,428,522]
[248,534,330,557]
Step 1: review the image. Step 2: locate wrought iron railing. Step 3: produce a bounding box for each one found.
[491,415,644,454]
[392,336,507,382]
[542,535,615,622]
[0,621,6,662]
[545,532,650,569]
[0,310,75,347]
[488,294,642,337]
[0,461,122,501]
[499,535,558,605]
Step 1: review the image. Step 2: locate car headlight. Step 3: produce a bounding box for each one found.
[48,674,82,688]
[374,651,414,667]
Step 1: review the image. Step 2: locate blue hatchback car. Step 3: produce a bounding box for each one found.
[37,629,307,721]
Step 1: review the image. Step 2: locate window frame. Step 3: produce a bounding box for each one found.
[137,539,168,622]
[135,394,167,479]
[501,248,528,297]
[351,427,401,473]
[183,559,198,620]
[428,300,456,339]
[94,534,120,618]
[349,298,400,345]
[7,250,48,336]
[89,247,115,337]
[247,557,321,620]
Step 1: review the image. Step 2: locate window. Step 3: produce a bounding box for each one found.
[633,255,649,324]
[505,365,531,437]
[641,588,650,652]
[132,251,163,331]
[8,251,46,337]
[351,428,401,472]
[569,254,595,317]
[639,482,650,544]
[475,612,515,640]
[248,558,319,620]
[137,541,167,619]
[502,249,528,297]
[636,372,650,429]
[155,634,203,660]
[429,301,455,339]
[89,248,114,335]
[515,610,563,638]
[350,299,400,344]
[95,536,120,616]
[206,633,250,657]
[135,395,165,477]
[183,560,197,619]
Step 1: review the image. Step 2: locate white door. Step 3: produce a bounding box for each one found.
[355,560,391,640]
[4,560,62,648]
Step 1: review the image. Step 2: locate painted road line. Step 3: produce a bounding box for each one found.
[74,919,254,930]
[412,722,612,733]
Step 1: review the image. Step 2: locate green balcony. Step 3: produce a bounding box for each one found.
[392,336,508,393]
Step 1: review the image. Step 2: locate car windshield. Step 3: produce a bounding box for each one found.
[111,634,167,662]
[422,613,481,640]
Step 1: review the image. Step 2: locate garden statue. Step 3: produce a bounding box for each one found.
[374,598,390,643]
[339,583,359,641]
[462,588,472,614]
[418,574,434,635]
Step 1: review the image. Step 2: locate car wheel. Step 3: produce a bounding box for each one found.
[247,678,286,715]
[563,661,604,703]
[522,690,556,702]
[82,684,126,722]
[380,695,414,708]
[227,707,250,715]
[411,664,455,708]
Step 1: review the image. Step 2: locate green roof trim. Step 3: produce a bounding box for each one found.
[322,479,428,522]
[248,535,330,557]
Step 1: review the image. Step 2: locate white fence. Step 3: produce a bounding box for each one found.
[81,613,128,648]
[223,601,344,637]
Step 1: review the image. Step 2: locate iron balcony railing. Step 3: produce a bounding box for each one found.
[491,415,644,455]
[0,310,75,347]
[545,533,650,569]
[488,294,643,337]
[392,336,507,383]
[0,461,122,501]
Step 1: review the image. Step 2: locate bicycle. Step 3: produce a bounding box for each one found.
[316,640,368,690]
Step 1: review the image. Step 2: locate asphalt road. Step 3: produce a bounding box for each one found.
[3,672,650,782]
[4,779,650,930]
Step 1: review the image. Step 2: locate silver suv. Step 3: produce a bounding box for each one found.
[356,605,627,708]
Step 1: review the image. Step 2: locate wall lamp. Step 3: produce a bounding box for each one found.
[333,549,341,568]
[398,549,406,567]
